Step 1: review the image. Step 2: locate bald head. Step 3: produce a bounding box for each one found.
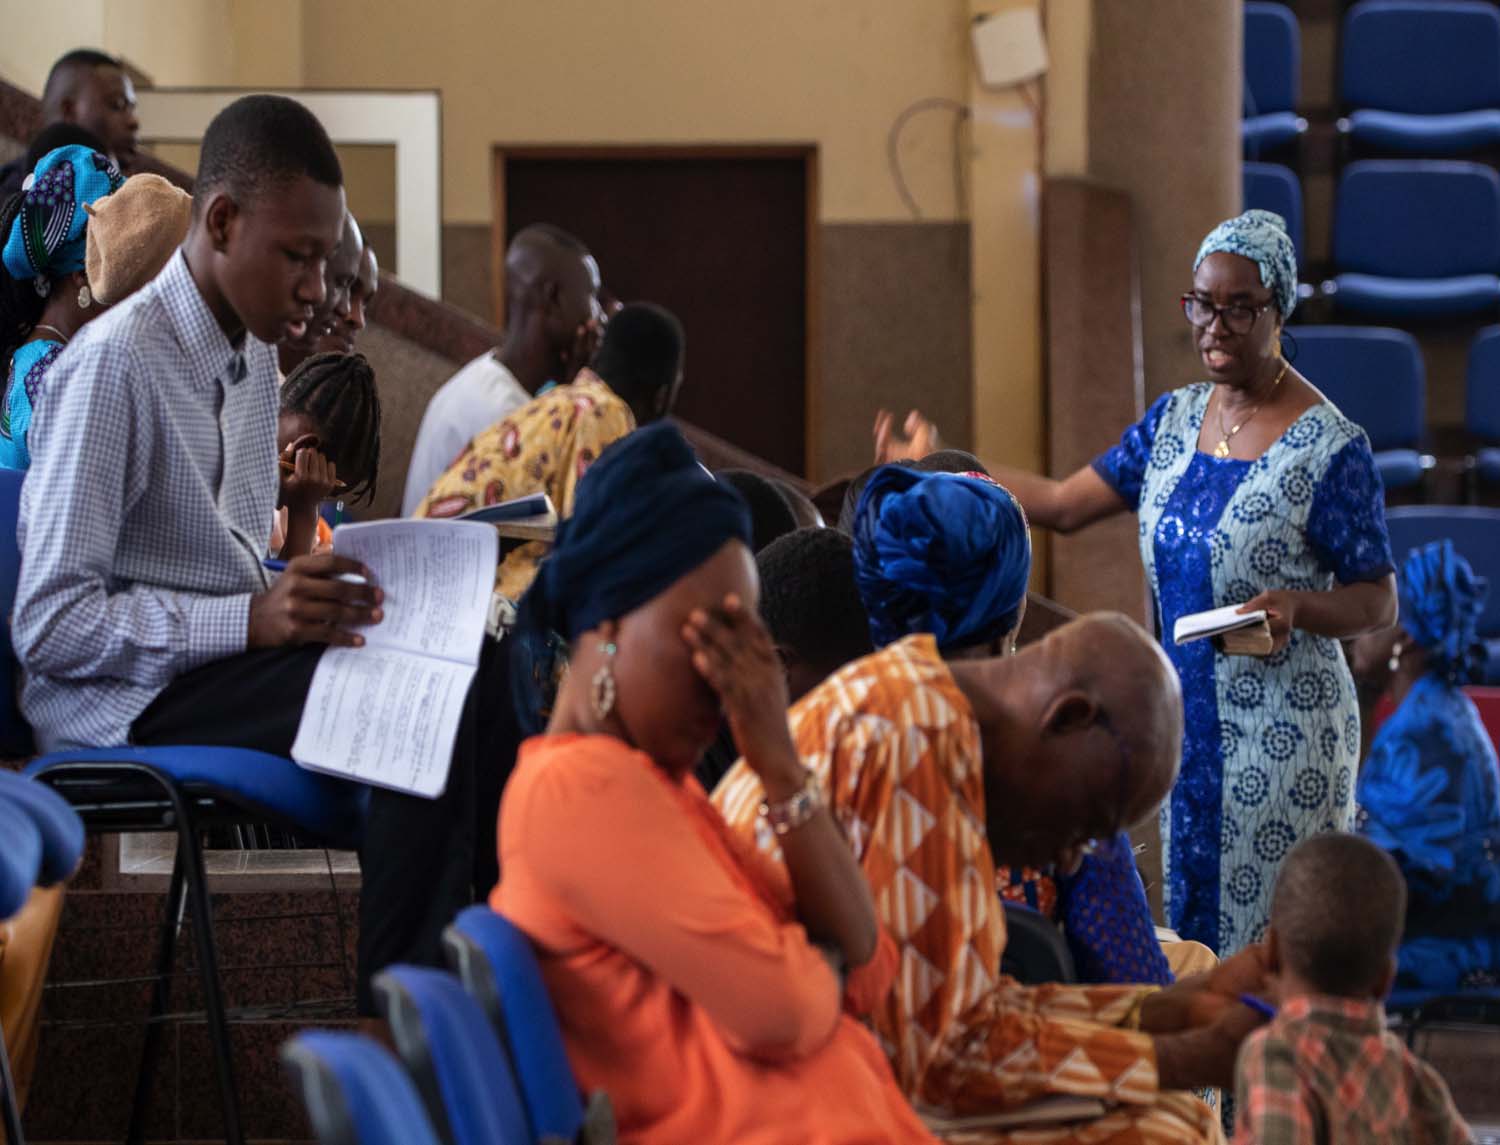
[952,611,1183,868]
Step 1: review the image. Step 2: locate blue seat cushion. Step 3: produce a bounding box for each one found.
[1345,109,1500,156]
[1243,112,1304,156]
[0,770,85,885]
[26,745,367,849]
[1332,273,1500,318]
[283,1032,441,1145]
[1476,446,1500,485]
[1374,449,1427,491]
[0,799,42,919]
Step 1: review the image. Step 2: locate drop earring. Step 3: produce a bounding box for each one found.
[591,640,618,720]
[77,283,92,310]
[1388,641,1404,674]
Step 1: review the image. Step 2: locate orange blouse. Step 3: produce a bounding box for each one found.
[492,733,935,1145]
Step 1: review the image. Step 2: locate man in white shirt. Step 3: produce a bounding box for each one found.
[401,224,602,514]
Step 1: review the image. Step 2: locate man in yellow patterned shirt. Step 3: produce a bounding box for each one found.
[715,615,1270,1144]
[414,302,685,603]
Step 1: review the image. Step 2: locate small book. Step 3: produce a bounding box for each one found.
[918,1096,1109,1132]
[290,519,498,798]
[1173,604,1273,656]
[459,492,558,542]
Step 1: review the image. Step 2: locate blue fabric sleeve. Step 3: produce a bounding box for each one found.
[1090,391,1176,512]
[1057,832,1175,986]
[1306,436,1395,584]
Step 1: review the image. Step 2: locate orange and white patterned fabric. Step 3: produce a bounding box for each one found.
[413,370,634,602]
[713,636,1222,1144]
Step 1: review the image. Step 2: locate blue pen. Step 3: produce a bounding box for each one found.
[1239,993,1278,1020]
[263,559,288,573]
[262,557,369,587]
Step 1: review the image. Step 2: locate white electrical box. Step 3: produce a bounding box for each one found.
[971,7,1050,88]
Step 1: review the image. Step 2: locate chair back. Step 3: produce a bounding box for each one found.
[0,771,83,885]
[1243,162,1305,265]
[1467,327,1500,441]
[999,900,1077,985]
[0,799,41,920]
[1342,0,1500,115]
[443,906,585,1144]
[1291,326,1425,451]
[1245,2,1300,117]
[1334,161,1500,279]
[0,468,34,756]
[281,1031,442,1145]
[1386,506,1500,637]
[375,965,532,1145]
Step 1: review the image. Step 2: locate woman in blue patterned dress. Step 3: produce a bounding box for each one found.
[1352,540,1500,996]
[872,210,1398,956]
[0,144,125,469]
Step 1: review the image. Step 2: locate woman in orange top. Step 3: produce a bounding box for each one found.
[491,422,935,1144]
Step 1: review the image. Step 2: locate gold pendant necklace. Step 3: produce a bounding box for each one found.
[1212,359,1289,459]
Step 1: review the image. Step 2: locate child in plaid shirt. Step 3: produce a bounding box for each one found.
[1233,834,1472,1144]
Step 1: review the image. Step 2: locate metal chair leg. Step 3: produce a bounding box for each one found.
[125,824,188,1145]
[1,1017,26,1145]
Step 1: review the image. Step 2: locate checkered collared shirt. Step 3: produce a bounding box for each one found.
[14,250,279,751]
[1234,994,1472,1145]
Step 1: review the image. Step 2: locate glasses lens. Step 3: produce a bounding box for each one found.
[1183,297,1213,328]
[1223,305,1257,335]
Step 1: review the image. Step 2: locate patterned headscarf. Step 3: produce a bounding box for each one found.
[2,145,125,290]
[852,466,1032,653]
[1194,208,1299,319]
[1399,539,1489,685]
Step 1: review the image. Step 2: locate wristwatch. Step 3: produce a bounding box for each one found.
[760,770,823,837]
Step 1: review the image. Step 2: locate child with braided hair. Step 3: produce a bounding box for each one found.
[271,350,383,558]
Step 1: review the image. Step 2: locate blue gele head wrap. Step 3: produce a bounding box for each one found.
[2,145,124,285]
[1194,208,1299,320]
[851,465,1032,653]
[510,422,753,730]
[1398,539,1489,686]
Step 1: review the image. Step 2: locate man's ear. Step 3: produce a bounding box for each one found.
[1375,955,1397,1002]
[203,192,239,254]
[1039,689,1098,737]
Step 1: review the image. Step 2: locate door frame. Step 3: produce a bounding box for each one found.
[490,144,820,478]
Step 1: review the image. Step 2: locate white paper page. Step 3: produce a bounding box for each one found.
[333,519,497,665]
[1173,604,1267,645]
[290,646,476,798]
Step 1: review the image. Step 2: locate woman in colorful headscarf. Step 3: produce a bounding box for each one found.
[494,422,935,1144]
[1353,541,1500,997]
[0,144,125,468]
[872,210,1398,957]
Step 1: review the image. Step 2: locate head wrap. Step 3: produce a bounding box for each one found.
[1194,208,1298,320]
[1398,540,1489,686]
[511,422,752,728]
[852,465,1032,653]
[2,146,124,289]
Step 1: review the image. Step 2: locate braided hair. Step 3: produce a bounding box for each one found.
[0,192,47,367]
[280,351,382,504]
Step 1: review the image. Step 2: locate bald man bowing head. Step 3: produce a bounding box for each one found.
[716,613,1269,1144]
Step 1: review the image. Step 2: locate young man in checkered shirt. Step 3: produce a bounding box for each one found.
[1234,834,1472,1144]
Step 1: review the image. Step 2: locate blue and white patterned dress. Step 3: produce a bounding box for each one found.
[1,338,66,470]
[1094,383,1394,955]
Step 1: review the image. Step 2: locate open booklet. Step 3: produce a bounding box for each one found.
[917,1096,1108,1132]
[1173,603,1273,656]
[290,519,498,798]
[458,491,558,543]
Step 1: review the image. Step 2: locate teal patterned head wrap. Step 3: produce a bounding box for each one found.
[1194,208,1299,319]
[2,145,124,290]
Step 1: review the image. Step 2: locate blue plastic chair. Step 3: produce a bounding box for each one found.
[1244,161,1306,266]
[1290,326,1431,490]
[1385,506,1500,683]
[374,965,531,1145]
[1244,3,1307,158]
[1340,1,1500,156]
[442,906,612,1145]
[1328,160,1500,318]
[281,1032,442,1145]
[0,466,367,1145]
[1466,327,1500,489]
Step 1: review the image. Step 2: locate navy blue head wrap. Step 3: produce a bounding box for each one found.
[851,466,1032,653]
[1399,540,1489,685]
[511,422,752,728]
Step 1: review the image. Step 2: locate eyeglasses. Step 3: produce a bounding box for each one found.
[1181,294,1274,336]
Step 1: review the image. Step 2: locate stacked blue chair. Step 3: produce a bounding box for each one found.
[1326,161,1500,318]
[1244,162,1306,266]
[1385,506,1500,684]
[1340,1,1500,156]
[281,1032,442,1145]
[442,905,613,1145]
[1466,327,1500,490]
[374,966,531,1145]
[1289,326,1431,490]
[0,466,367,1145]
[1244,3,1307,158]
